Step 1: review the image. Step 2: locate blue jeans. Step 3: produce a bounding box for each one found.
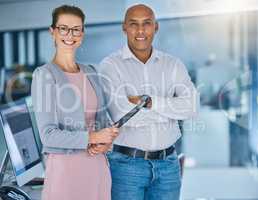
[107,150,181,200]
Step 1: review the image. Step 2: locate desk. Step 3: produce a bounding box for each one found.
[20,185,42,200]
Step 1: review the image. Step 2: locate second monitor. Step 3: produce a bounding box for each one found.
[0,98,44,186]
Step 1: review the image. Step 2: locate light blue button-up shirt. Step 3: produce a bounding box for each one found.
[99,45,199,151]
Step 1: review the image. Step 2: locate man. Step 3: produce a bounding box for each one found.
[97,4,199,200]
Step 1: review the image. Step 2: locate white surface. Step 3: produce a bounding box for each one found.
[183,108,230,167]
[181,167,258,199]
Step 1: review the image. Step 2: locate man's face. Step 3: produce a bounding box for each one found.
[123,6,158,54]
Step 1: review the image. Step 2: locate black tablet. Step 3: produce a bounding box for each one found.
[113,95,151,128]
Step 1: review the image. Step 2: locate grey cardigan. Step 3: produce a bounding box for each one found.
[31,63,111,154]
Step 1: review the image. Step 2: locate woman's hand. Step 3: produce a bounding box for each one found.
[88,143,112,156]
[89,127,119,144]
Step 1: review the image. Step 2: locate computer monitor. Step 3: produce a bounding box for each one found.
[0,98,44,186]
[0,122,8,185]
[0,125,7,167]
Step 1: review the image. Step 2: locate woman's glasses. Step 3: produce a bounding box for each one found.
[54,24,84,37]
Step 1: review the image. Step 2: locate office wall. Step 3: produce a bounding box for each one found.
[0,0,125,31]
[126,0,258,18]
[1,0,257,32]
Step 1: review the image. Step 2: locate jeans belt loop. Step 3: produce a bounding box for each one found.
[144,151,149,160]
[163,149,166,160]
[133,149,137,158]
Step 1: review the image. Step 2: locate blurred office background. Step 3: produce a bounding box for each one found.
[0,0,258,199]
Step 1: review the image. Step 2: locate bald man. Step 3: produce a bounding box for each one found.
[98,4,199,200]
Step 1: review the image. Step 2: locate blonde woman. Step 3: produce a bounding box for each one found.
[31,5,118,200]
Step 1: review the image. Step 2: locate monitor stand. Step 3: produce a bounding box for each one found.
[0,151,32,200]
[0,151,9,186]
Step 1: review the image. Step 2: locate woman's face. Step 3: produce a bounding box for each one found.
[50,14,84,52]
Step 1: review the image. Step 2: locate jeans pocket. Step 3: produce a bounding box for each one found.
[165,152,182,178]
[165,151,178,164]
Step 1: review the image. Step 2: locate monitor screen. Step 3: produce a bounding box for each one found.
[25,97,42,153]
[0,99,44,186]
[0,126,7,163]
[0,123,7,171]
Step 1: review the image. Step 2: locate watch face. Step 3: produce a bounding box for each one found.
[139,95,151,108]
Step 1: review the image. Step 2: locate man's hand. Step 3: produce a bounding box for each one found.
[128,95,152,108]
[128,95,141,105]
[88,143,112,156]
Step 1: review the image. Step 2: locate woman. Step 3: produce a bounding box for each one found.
[31,5,118,200]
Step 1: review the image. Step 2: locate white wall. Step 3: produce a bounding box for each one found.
[126,0,258,18]
[0,0,126,31]
[1,0,258,32]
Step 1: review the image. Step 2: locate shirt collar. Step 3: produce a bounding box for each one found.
[122,44,161,62]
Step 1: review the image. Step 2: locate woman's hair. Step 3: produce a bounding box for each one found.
[51,5,85,28]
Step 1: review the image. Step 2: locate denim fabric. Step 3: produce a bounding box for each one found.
[107,151,181,200]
